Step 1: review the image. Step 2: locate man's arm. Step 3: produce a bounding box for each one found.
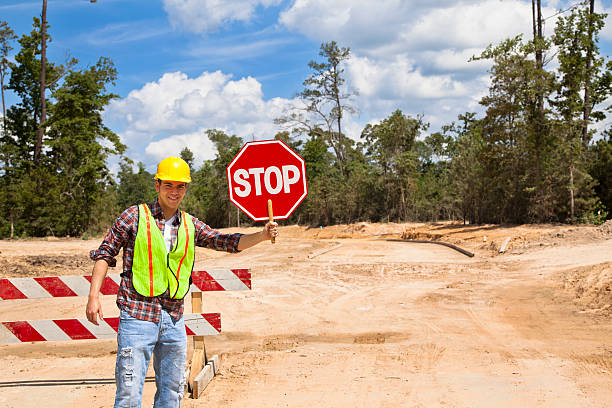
[85,206,136,325]
[193,215,278,252]
[237,221,278,250]
[86,259,109,325]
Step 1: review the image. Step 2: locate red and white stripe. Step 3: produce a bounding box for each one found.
[0,269,251,300]
[190,269,251,291]
[0,313,221,343]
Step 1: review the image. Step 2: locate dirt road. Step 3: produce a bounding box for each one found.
[0,222,611,407]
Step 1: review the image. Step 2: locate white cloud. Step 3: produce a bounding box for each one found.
[401,1,533,51]
[280,0,542,56]
[279,0,409,55]
[145,130,217,163]
[348,55,471,101]
[162,0,282,34]
[599,1,612,41]
[104,70,295,169]
[420,48,491,73]
[345,55,488,133]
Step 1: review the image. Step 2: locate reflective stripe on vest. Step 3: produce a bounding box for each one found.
[132,204,195,299]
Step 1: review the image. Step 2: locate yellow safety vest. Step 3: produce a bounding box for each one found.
[132,204,195,299]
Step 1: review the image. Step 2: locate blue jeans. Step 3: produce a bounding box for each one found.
[114,309,187,408]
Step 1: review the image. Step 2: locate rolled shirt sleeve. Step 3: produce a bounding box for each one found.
[89,206,137,267]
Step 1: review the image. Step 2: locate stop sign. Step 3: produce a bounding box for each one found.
[226,140,308,221]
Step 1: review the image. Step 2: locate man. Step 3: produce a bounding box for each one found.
[86,156,277,407]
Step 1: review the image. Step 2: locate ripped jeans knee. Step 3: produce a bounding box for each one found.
[118,347,135,386]
[178,370,186,402]
[115,343,149,407]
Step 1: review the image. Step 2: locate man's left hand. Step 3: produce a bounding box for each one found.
[263,221,278,240]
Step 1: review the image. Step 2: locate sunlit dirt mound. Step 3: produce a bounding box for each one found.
[400,229,443,241]
[600,220,612,235]
[562,262,612,315]
[0,255,91,278]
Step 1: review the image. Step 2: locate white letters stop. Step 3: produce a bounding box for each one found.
[233,165,301,197]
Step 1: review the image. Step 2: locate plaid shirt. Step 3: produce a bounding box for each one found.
[90,200,243,323]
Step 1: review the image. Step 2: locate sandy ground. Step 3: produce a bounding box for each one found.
[0,221,611,408]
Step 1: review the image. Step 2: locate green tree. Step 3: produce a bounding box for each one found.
[276,41,357,175]
[292,133,332,225]
[589,128,611,221]
[441,113,486,224]
[5,18,64,170]
[1,18,66,237]
[273,130,302,151]
[0,20,16,134]
[361,110,428,221]
[116,161,157,210]
[0,20,17,237]
[414,126,457,221]
[552,3,610,221]
[180,146,194,170]
[42,57,125,236]
[474,36,535,222]
[471,34,564,223]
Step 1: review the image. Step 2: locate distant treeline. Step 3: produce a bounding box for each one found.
[0,3,611,238]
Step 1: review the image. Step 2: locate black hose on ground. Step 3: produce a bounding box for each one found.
[386,239,474,258]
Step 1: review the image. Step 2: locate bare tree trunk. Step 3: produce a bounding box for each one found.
[582,0,595,145]
[332,64,346,175]
[532,0,536,40]
[536,0,542,67]
[400,185,405,222]
[1,68,9,177]
[532,0,544,184]
[10,214,14,239]
[335,109,344,169]
[569,164,575,221]
[34,0,47,164]
[1,69,6,134]
[529,0,543,71]
[236,207,240,228]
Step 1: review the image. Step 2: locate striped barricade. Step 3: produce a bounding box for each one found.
[0,313,221,343]
[0,269,251,300]
[0,269,250,343]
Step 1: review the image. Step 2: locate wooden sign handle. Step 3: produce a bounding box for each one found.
[267,199,275,244]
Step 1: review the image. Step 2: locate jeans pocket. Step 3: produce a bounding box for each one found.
[118,310,147,336]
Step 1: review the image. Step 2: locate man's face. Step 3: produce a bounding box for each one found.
[156,180,188,212]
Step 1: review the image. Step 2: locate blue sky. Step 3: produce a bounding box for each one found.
[2,0,611,172]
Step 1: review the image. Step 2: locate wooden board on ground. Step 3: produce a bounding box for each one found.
[192,355,219,399]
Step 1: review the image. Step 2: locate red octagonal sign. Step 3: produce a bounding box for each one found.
[226,140,308,221]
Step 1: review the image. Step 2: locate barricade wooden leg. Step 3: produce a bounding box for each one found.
[188,291,209,397]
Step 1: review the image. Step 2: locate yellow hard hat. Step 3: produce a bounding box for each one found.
[155,157,191,183]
